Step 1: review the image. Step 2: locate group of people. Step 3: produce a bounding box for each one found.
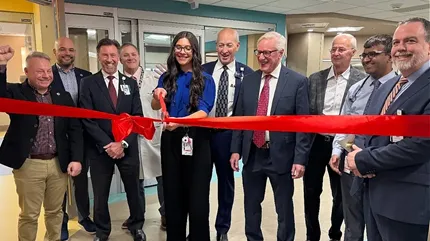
[0,16,428,241]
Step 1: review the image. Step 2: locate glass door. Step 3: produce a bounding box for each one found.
[138,20,205,71]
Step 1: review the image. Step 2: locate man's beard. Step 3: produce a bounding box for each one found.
[393,50,427,72]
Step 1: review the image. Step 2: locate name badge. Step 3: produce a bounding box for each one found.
[182,134,193,156]
[120,84,131,95]
[391,109,404,142]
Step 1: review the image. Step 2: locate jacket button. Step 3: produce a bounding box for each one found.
[29,138,33,142]
[34,124,38,128]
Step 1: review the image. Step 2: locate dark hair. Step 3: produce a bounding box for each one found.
[398,17,430,42]
[363,34,393,53]
[163,31,204,114]
[96,38,120,53]
[120,42,139,53]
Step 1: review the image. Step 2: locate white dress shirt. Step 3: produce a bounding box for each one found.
[210,60,237,117]
[102,69,120,95]
[259,61,282,142]
[323,66,350,116]
[124,66,143,83]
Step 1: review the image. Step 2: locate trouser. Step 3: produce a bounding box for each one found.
[90,152,144,239]
[161,127,212,241]
[210,130,235,235]
[62,158,90,223]
[242,145,295,241]
[340,172,364,241]
[13,157,67,241]
[303,134,343,241]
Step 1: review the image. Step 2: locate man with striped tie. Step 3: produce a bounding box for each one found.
[346,17,430,241]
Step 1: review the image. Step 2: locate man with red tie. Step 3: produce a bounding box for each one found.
[79,38,146,241]
[229,31,312,241]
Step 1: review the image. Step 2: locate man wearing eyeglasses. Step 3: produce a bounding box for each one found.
[330,34,397,241]
[305,33,366,241]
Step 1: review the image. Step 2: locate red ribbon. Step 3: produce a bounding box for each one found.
[1,97,429,141]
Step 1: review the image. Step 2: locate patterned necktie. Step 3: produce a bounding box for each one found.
[363,79,381,114]
[107,75,117,108]
[253,75,271,147]
[380,76,408,115]
[215,65,229,117]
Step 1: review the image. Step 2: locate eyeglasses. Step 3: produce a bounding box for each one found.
[174,45,192,53]
[254,49,278,57]
[359,51,386,60]
[329,47,352,54]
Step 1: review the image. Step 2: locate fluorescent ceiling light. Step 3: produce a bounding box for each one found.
[86,29,96,35]
[307,29,314,32]
[146,34,170,40]
[326,27,364,32]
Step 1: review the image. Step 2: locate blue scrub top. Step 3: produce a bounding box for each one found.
[157,71,215,118]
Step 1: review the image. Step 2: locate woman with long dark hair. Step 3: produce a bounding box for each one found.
[151,31,215,241]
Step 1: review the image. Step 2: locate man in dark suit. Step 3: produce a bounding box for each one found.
[230,31,311,241]
[51,37,95,240]
[0,47,82,241]
[203,28,253,241]
[306,33,366,241]
[347,17,430,241]
[79,38,145,241]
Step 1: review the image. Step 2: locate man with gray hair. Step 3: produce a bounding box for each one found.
[330,34,397,241]
[230,31,311,241]
[0,47,83,241]
[305,33,366,241]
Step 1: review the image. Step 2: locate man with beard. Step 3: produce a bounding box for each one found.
[330,34,397,241]
[51,37,95,240]
[346,17,430,241]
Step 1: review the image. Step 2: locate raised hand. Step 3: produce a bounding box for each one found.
[0,45,14,64]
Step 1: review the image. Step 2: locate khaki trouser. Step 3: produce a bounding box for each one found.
[13,158,67,241]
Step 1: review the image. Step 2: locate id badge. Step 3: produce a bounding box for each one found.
[182,134,193,156]
[391,109,404,142]
[343,157,351,174]
[120,84,131,95]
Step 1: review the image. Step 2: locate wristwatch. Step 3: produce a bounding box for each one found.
[121,140,129,148]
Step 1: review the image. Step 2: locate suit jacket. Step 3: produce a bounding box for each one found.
[355,68,430,225]
[308,66,366,115]
[51,64,92,97]
[231,65,312,174]
[202,60,253,114]
[0,69,83,173]
[79,71,143,159]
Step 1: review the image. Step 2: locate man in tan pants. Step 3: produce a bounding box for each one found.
[0,46,83,241]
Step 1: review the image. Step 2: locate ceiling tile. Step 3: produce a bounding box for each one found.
[268,0,328,10]
[337,0,392,7]
[338,6,386,15]
[385,15,409,22]
[210,0,259,9]
[369,0,429,11]
[297,2,358,13]
[363,10,406,19]
[249,5,292,13]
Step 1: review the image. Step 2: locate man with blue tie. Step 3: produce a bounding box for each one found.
[230,31,311,241]
[203,27,253,241]
[346,17,430,241]
[330,34,397,241]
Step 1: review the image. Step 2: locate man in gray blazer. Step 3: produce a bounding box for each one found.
[305,34,366,241]
[347,17,430,241]
[230,31,311,241]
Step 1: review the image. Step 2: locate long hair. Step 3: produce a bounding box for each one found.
[163,31,204,114]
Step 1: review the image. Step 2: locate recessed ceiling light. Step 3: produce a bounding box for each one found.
[327,27,364,32]
[307,29,314,32]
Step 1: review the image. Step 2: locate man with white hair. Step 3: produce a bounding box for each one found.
[305,33,366,241]
[230,31,312,241]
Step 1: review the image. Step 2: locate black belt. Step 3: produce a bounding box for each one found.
[29,153,56,160]
[319,134,334,142]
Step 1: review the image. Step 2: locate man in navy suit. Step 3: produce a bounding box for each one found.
[347,17,430,241]
[203,28,253,241]
[79,38,146,241]
[51,37,95,240]
[230,31,312,241]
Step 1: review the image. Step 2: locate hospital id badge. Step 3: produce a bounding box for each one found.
[120,84,131,95]
[182,134,193,156]
[391,109,404,142]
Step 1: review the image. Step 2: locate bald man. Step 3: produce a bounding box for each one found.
[204,28,253,241]
[52,37,95,240]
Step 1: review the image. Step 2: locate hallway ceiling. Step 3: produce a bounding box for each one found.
[175,0,429,22]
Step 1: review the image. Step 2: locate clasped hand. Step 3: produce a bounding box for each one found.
[346,145,375,178]
[104,142,124,159]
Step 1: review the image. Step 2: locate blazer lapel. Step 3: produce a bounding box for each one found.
[74,69,84,89]
[21,80,37,102]
[233,62,242,111]
[270,66,289,115]
[52,65,65,92]
[251,70,263,115]
[95,71,116,111]
[340,68,362,111]
[317,69,330,114]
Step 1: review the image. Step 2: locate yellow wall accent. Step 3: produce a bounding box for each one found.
[0,0,34,13]
[32,4,57,62]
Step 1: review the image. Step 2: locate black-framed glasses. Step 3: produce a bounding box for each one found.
[174,45,192,53]
[254,49,278,57]
[359,50,385,60]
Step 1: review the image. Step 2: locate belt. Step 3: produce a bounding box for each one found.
[319,134,334,142]
[29,153,56,160]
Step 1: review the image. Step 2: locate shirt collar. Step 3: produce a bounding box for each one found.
[124,66,142,79]
[377,70,397,85]
[56,63,75,73]
[403,60,430,83]
[327,65,351,80]
[262,61,282,79]
[215,59,236,71]
[102,69,119,80]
